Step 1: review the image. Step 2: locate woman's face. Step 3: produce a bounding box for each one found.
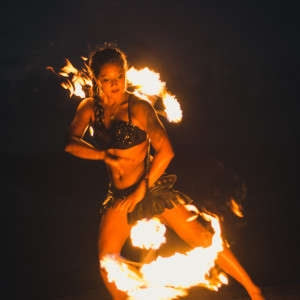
[98,63,126,100]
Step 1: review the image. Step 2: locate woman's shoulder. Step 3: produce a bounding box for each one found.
[77,97,94,109]
[129,94,159,131]
[79,97,94,106]
[130,94,155,115]
[75,97,95,116]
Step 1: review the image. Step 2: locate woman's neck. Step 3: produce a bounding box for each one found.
[103,92,128,108]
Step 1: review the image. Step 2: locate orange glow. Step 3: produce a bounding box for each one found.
[51,59,183,123]
[230,198,244,218]
[127,67,183,123]
[54,58,92,98]
[127,67,165,96]
[130,218,166,250]
[100,213,228,299]
[163,93,183,123]
[89,126,94,137]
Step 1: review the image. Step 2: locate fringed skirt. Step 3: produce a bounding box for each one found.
[101,174,193,225]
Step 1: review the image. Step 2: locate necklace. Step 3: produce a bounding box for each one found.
[109,101,122,120]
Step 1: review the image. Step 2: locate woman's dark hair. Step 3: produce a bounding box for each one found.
[89,44,127,97]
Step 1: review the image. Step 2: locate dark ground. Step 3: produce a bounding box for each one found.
[2,141,299,299]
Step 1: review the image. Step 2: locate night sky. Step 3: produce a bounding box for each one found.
[1,1,299,299]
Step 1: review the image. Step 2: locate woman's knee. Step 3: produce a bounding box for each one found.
[188,224,213,248]
[160,205,213,248]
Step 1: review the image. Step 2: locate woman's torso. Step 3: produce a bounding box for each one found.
[89,94,149,189]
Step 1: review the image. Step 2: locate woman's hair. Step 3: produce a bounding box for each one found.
[89,44,127,97]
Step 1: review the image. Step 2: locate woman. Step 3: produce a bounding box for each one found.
[65,45,265,300]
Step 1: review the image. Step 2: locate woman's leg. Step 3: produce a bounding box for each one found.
[159,205,265,300]
[216,247,265,299]
[98,202,132,300]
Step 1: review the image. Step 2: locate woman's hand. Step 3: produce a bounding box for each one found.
[116,180,146,213]
[104,152,137,175]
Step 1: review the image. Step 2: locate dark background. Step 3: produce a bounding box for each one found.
[1,1,299,299]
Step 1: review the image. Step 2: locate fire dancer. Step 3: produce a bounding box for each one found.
[65,45,265,300]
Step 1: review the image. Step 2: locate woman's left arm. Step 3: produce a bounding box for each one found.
[117,100,175,213]
[139,102,175,188]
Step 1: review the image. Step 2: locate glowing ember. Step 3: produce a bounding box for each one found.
[89,126,94,137]
[130,218,166,250]
[230,198,244,218]
[100,213,228,299]
[219,273,229,285]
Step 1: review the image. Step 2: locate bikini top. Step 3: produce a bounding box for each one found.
[91,95,147,150]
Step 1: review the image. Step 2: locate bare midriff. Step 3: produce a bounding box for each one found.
[105,140,149,189]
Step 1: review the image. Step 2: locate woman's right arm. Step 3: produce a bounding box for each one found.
[65,99,105,160]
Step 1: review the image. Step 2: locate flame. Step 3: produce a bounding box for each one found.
[89,126,94,137]
[128,286,187,300]
[140,214,225,290]
[127,67,165,96]
[100,213,228,299]
[184,204,200,222]
[50,58,92,98]
[130,218,166,250]
[50,59,183,122]
[127,67,182,123]
[230,198,244,218]
[163,93,183,123]
[100,255,146,292]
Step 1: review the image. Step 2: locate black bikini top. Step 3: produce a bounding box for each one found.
[91,95,147,150]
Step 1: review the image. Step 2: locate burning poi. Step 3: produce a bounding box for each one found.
[53,44,265,300]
